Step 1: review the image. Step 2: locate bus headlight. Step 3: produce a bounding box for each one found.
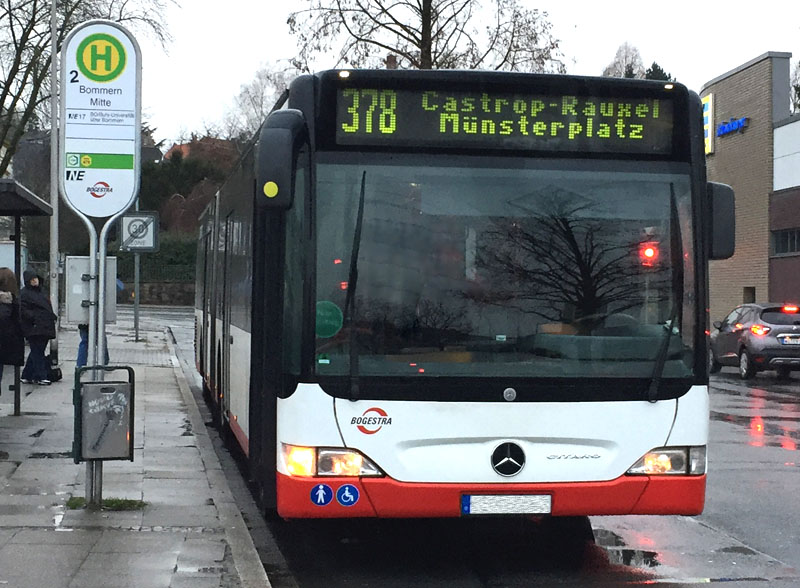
[318,449,382,477]
[281,444,383,477]
[626,446,706,476]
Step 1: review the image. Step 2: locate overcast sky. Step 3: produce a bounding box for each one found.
[138,1,800,147]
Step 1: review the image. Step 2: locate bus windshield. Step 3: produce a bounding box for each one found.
[314,154,696,380]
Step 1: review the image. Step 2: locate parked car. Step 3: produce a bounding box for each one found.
[709,302,800,379]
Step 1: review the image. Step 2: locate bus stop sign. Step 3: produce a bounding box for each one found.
[59,20,141,219]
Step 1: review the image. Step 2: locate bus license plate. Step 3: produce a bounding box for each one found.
[461,494,551,515]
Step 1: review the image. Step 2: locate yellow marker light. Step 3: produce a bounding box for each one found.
[263,181,279,198]
[282,444,316,477]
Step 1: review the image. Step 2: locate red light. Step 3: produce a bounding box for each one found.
[339,281,348,290]
[638,241,659,267]
[334,258,343,265]
[749,415,764,447]
[750,324,771,336]
[783,305,799,313]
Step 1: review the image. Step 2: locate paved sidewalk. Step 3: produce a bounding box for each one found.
[0,317,270,587]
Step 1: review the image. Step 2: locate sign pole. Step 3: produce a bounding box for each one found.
[134,251,140,341]
[134,198,140,341]
[59,20,141,509]
[119,210,158,342]
[49,0,60,367]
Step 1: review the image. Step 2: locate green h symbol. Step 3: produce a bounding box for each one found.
[90,42,113,71]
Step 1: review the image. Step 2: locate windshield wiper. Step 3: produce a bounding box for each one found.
[647,185,683,403]
[342,171,366,400]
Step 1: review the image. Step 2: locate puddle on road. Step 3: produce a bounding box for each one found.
[595,528,660,569]
[592,528,787,584]
[710,410,799,451]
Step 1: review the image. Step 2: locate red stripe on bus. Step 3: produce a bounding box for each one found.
[276,473,705,519]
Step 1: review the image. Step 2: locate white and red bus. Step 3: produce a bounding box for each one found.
[195,69,735,519]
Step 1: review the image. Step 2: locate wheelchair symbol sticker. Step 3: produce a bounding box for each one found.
[336,484,359,506]
[311,484,333,506]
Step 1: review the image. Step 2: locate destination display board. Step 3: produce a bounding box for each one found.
[335,86,675,155]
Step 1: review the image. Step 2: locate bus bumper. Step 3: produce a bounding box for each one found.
[276,472,705,518]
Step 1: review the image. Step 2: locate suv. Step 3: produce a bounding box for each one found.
[709,303,800,379]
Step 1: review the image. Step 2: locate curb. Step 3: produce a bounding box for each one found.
[165,330,271,588]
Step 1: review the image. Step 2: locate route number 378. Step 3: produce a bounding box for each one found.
[340,89,397,134]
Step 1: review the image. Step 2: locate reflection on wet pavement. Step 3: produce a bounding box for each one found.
[595,529,660,569]
[709,378,799,453]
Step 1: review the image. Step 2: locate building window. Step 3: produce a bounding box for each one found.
[772,228,800,255]
[743,287,756,303]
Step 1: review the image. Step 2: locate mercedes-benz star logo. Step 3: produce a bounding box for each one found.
[491,442,525,477]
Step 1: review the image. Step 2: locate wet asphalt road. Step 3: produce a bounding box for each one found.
[163,308,800,587]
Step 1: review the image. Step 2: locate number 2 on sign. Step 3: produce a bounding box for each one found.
[341,89,397,134]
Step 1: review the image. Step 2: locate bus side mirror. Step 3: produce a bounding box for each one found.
[708,182,735,260]
[256,109,307,209]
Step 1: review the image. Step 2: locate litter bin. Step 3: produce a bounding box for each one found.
[73,366,135,463]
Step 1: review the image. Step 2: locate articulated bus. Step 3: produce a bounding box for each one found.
[195,69,735,519]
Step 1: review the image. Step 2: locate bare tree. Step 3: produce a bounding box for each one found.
[287,0,565,72]
[472,192,665,333]
[0,0,174,178]
[220,61,301,142]
[602,42,645,79]
[791,59,800,114]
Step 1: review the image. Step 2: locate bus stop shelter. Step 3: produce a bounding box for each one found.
[0,178,52,415]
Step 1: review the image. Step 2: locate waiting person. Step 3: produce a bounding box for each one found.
[0,267,24,385]
[77,323,109,368]
[20,269,57,385]
[76,277,120,368]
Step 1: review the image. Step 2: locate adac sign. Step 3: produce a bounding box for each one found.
[716,116,749,137]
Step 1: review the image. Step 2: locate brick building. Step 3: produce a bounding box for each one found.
[771,112,800,301]
[700,52,795,322]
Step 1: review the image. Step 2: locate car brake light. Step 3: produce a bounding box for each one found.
[782,305,799,313]
[750,324,771,336]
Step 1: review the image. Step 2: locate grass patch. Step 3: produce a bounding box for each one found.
[66,496,147,510]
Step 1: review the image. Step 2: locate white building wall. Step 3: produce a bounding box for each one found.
[774,118,800,191]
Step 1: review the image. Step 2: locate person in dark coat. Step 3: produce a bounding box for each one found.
[0,267,25,385]
[20,268,57,385]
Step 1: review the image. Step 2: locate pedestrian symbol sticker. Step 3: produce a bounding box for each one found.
[311,483,333,506]
[76,33,127,82]
[336,484,359,507]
